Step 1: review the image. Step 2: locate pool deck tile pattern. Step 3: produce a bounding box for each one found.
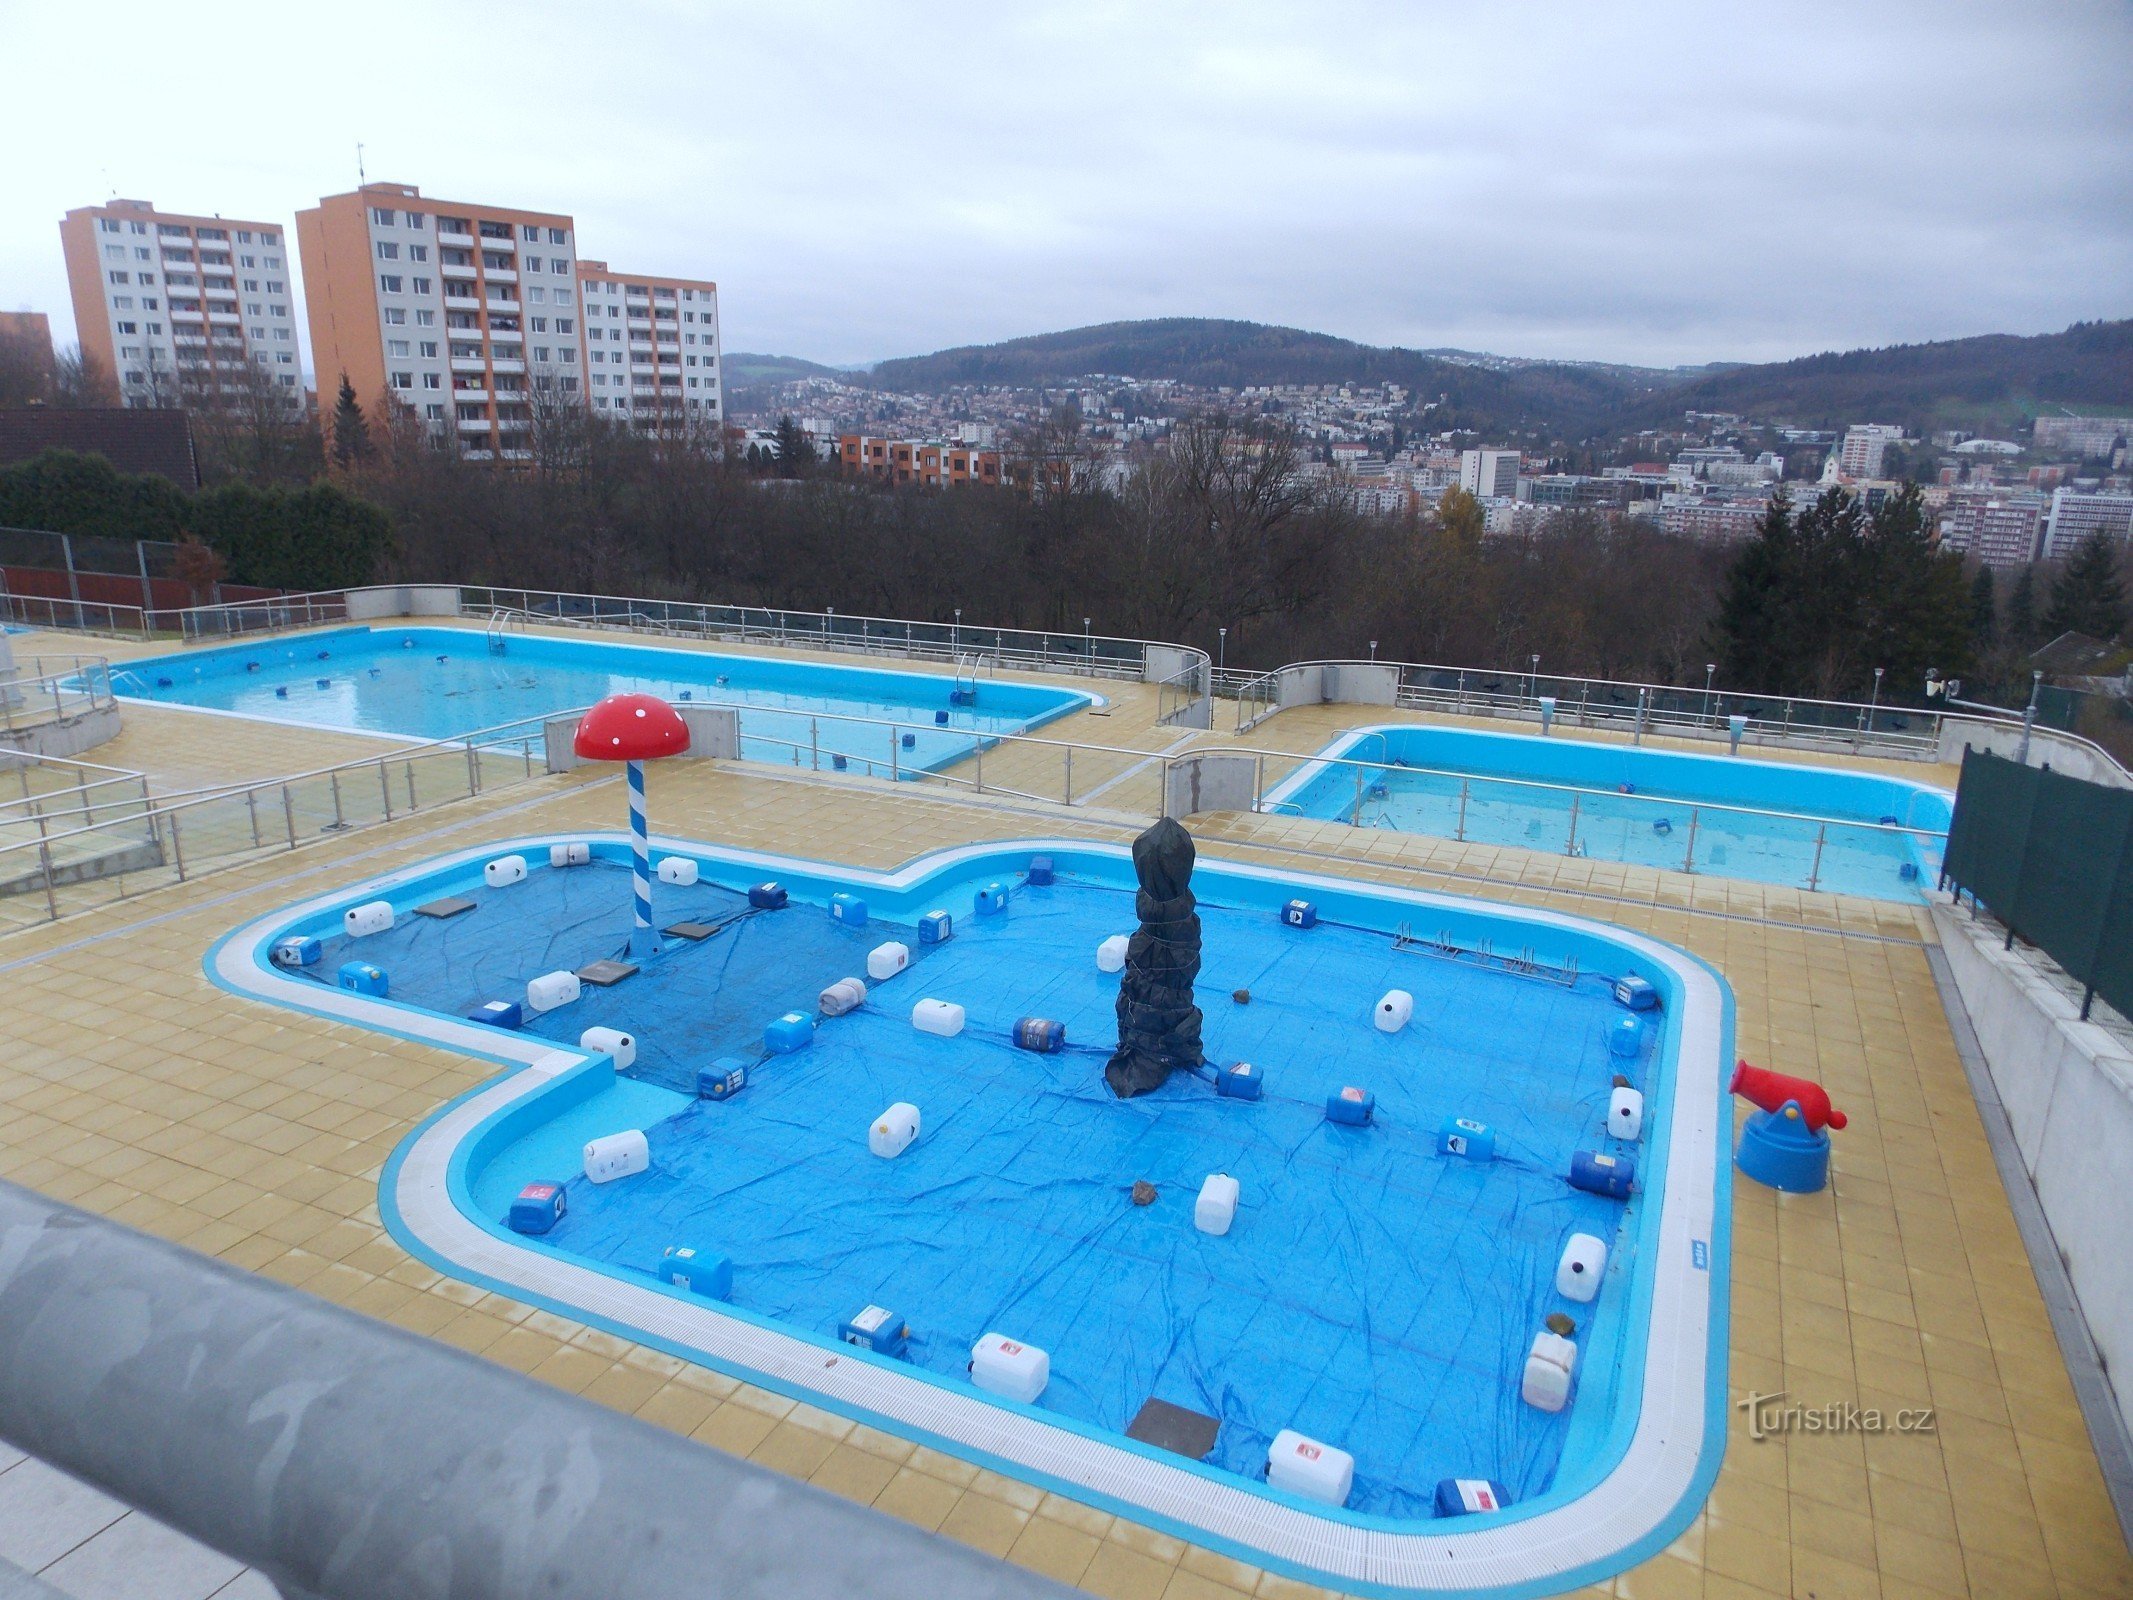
[0,634,2126,1599]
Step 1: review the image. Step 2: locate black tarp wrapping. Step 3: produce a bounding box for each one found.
[1105,817,1206,1097]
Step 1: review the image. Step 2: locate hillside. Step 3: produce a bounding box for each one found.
[865,318,1679,438]
[723,352,859,387]
[857,315,2133,442]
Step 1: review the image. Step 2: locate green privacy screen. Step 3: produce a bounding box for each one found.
[1943,747,2133,1018]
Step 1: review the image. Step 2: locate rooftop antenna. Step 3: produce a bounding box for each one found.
[357,142,367,185]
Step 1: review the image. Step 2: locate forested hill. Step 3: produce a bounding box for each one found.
[865,318,1678,437]
[857,315,2133,440]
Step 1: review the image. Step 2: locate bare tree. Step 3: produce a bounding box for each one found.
[53,344,118,407]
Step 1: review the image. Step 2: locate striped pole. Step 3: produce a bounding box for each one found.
[628,758,657,958]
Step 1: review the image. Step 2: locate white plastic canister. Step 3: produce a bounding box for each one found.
[549,842,590,868]
[656,857,699,886]
[343,900,394,938]
[869,1102,920,1158]
[867,941,910,981]
[970,1332,1050,1404]
[1555,1233,1608,1302]
[1608,1086,1645,1142]
[1267,1430,1354,1506]
[912,998,965,1037]
[1521,1330,1578,1412]
[1195,1174,1240,1236]
[820,977,867,1017]
[1373,989,1414,1033]
[484,855,528,888]
[580,1026,636,1070]
[583,1129,649,1183]
[1097,934,1130,973]
[526,970,582,1013]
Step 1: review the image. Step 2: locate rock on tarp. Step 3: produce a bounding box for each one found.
[1105,817,1206,1098]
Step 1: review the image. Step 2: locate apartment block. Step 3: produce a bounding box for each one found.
[297,183,583,462]
[1828,423,1905,480]
[59,199,301,408]
[2044,488,2133,559]
[578,261,722,428]
[2033,415,2131,459]
[1936,489,2048,568]
[839,434,1003,488]
[0,312,56,396]
[1458,448,1521,500]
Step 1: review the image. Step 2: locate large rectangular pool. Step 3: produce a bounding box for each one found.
[112,626,1097,773]
[214,835,1731,1596]
[1264,724,1950,902]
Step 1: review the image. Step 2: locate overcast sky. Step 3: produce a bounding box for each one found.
[5,0,2129,371]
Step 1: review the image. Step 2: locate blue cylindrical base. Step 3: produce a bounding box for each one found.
[1736,1102,1831,1193]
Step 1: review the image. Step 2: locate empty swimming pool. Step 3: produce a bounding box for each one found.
[1263,724,1950,902]
[213,835,1731,1596]
[112,626,1096,773]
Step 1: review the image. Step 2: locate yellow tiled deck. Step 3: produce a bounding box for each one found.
[0,639,2126,1600]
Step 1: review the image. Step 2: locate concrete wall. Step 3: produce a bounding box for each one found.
[1162,752,1259,819]
[0,703,121,759]
[1321,663,1399,707]
[1933,903,2133,1437]
[1938,715,2131,789]
[345,586,464,622]
[1275,665,1324,711]
[1142,645,1198,686]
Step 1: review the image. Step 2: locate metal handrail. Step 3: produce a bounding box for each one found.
[0,654,118,735]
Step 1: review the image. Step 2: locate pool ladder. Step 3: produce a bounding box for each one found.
[1392,923,1581,988]
[484,607,531,655]
[953,651,996,700]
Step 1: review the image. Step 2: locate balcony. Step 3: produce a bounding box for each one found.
[482,267,517,285]
[450,356,487,374]
[488,358,525,375]
[443,290,481,308]
[452,387,490,403]
[457,416,492,433]
[437,228,475,247]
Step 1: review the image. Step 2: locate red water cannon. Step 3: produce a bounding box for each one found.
[1731,1061,1847,1133]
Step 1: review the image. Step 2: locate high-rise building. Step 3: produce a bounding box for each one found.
[2033,415,2130,459]
[297,183,721,462]
[2044,488,2133,559]
[0,312,56,398]
[1458,448,1520,499]
[1827,424,1905,481]
[59,199,302,409]
[1936,489,2048,569]
[577,261,722,430]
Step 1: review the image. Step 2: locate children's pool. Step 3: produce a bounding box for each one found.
[214,836,1730,1595]
[1264,725,1951,903]
[111,626,1096,774]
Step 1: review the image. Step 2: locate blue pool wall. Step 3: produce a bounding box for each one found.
[112,624,1099,731]
[220,832,1732,1580]
[1290,723,1952,831]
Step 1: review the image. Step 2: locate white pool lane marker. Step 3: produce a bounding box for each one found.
[209,833,1730,1599]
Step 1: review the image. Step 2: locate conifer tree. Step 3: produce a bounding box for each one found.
[2042,532,2128,641]
[330,376,373,469]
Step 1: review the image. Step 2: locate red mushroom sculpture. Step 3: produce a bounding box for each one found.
[573,693,691,957]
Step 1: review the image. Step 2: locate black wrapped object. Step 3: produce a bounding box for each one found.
[1105,817,1206,1097]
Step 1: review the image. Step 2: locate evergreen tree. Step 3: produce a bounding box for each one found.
[1711,490,1796,692]
[2006,565,2037,649]
[330,376,373,469]
[773,414,816,477]
[2042,532,2128,641]
[1969,564,1996,650]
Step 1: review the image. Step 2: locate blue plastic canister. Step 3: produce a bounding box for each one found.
[975,881,1009,916]
[935,709,950,725]
[1613,974,1658,1011]
[1569,1149,1635,1199]
[764,1012,813,1053]
[1609,1015,1643,1058]
[1027,856,1055,886]
[469,1000,523,1030]
[918,910,954,944]
[831,753,848,770]
[1281,899,1318,929]
[271,935,321,969]
[1326,1087,1375,1126]
[901,732,916,748]
[1434,1478,1512,1517]
[1218,1062,1264,1100]
[697,1060,748,1100]
[508,1180,567,1235]
[837,1304,910,1358]
[658,1246,734,1301]
[337,961,388,997]
[749,882,789,910]
[1437,1116,1496,1161]
[829,893,868,927]
[1013,1017,1065,1053]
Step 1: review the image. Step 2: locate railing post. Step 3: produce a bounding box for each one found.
[168,808,186,880]
[1566,792,1581,856]
[975,743,984,794]
[283,785,297,848]
[378,759,393,819]
[1063,746,1073,806]
[1456,777,1469,840]
[890,730,899,784]
[466,739,479,795]
[246,787,261,849]
[329,771,345,830]
[1808,822,1826,892]
[39,840,58,920]
[407,764,419,811]
[1352,763,1363,825]
[1254,754,1265,813]
[811,718,819,772]
[1683,807,1699,873]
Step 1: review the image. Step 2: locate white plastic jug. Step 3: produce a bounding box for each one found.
[580,1026,636,1070]
[1609,1086,1645,1142]
[1556,1233,1608,1302]
[1373,989,1414,1033]
[1267,1429,1354,1506]
[343,900,393,938]
[867,941,910,981]
[656,856,699,886]
[1522,1330,1577,1412]
[526,970,582,1013]
[970,1332,1050,1403]
[1195,1174,1240,1236]
[820,977,867,1017]
[912,998,965,1037]
[483,855,527,888]
[1097,934,1129,973]
[584,1129,649,1183]
[869,1102,920,1158]
[549,842,590,868]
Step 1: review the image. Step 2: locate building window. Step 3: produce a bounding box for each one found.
[425,402,445,419]
[526,256,542,272]
[277,352,294,364]
[547,228,565,245]
[108,270,130,284]
[113,296,134,310]
[379,274,403,293]
[422,372,442,389]
[526,286,546,304]
[419,340,438,357]
[116,323,138,336]
[415,309,436,326]
[412,277,432,295]
[372,207,396,226]
[522,224,539,241]
[409,244,429,262]
[99,218,120,234]
[265,280,284,293]
[555,289,572,306]
[270,305,287,318]
[390,371,413,389]
[552,259,569,275]
[407,213,426,231]
[274,328,292,341]
[383,307,406,325]
[387,339,411,357]
[376,241,400,260]
[559,348,576,363]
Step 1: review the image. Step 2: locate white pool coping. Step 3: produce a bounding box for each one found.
[208,833,1729,1598]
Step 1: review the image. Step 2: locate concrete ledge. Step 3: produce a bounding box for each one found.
[1939,715,2130,787]
[543,705,738,772]
[1932,901,2133,1439]
[0,702,122,759]
[345,585,463,621]
[1163,752,1257,818]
